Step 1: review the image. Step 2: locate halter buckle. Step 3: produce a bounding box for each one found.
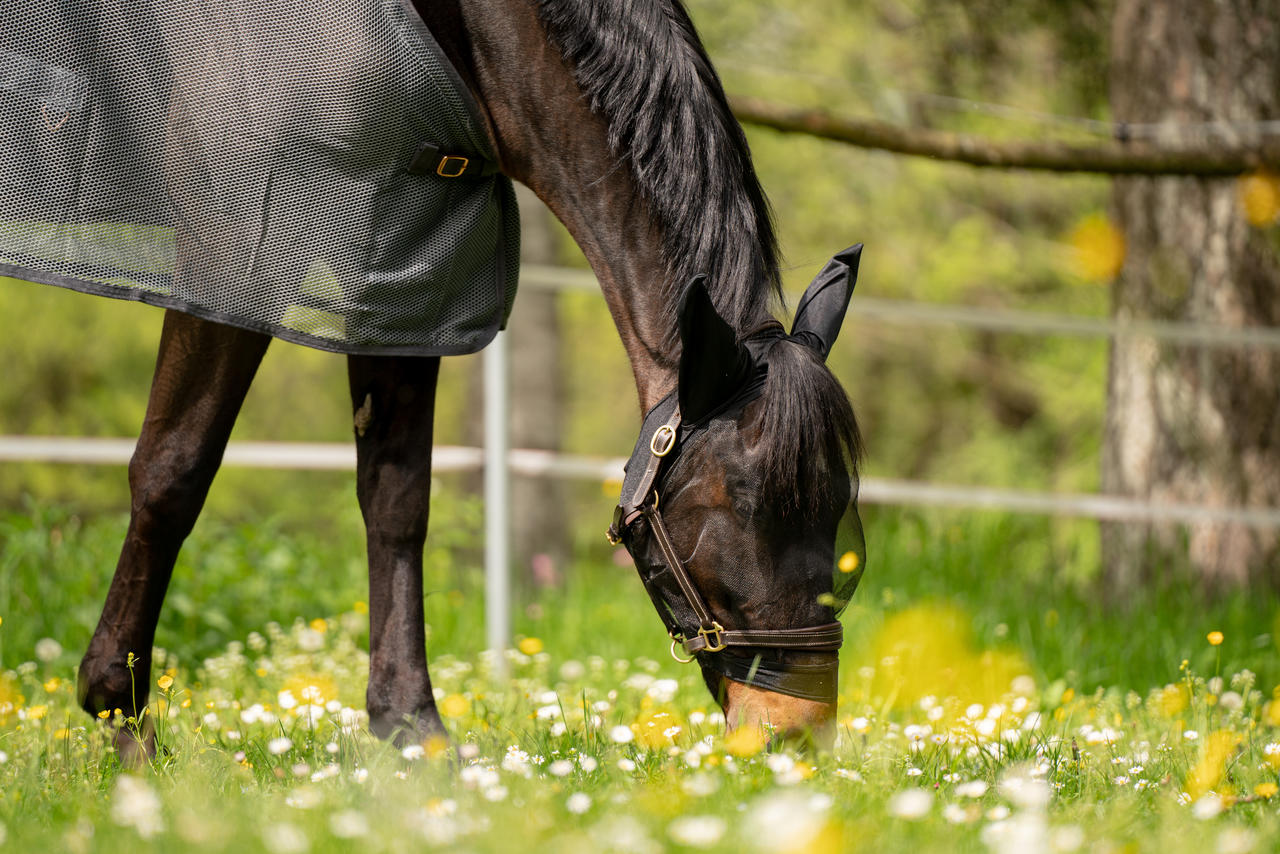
[697,622,727,653]
[650,424,677,457]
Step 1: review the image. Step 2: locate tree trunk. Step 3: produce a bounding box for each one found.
[1103,0,1280,594]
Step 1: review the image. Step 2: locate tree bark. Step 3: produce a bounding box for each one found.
[1103,0,1280,594]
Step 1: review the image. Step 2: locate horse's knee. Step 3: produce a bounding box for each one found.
[126,447,213,542]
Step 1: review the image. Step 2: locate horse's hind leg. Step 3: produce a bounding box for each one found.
[346,354,445,744]
[78,311,269,741]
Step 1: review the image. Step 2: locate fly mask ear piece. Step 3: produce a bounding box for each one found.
[790,243,862,360]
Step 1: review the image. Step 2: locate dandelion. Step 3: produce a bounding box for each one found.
[34,638,62,662]
[838,551,859,573]
[1254,782,1277,798]
[668,816,726,846]
[724,726,767,758]
[566,793,591,814]
[517,637,544,656]
[267,736,293,755]
[609,725,634,744]
[1207,631,1224,646]
[887,788,933,820]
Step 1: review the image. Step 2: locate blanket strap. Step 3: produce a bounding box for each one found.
[407,141,499,179]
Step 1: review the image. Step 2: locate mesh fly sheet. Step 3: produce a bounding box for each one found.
[0,0,519,355]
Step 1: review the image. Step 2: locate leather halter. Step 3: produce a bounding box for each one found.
[608,389,843,703]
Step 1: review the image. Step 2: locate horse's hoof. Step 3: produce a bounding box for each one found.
[112,723,157,768]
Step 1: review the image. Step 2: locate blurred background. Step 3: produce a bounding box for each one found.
[1,0,1277,698]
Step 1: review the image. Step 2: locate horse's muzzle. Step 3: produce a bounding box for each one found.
[722,679,836,746]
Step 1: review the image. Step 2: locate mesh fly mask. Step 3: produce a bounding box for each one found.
[608,247,867,706]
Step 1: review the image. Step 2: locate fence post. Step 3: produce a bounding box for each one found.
[483,330,511,672]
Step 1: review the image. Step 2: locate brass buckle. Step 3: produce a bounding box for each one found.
[697,622,727,653]
[669,634,695,664]
[650,424,676,457]
[606,527,622,546]
[436,155,469,178]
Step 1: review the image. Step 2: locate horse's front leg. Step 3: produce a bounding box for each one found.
[78,311,270,750]
[347,354,445,744]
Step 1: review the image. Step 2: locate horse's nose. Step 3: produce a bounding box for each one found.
[722,680,836,746]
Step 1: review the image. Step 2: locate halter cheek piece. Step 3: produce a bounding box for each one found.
[607,387,844,705]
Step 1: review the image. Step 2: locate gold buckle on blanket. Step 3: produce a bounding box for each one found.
[436,156,469,178]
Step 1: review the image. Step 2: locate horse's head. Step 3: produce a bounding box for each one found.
[611,246,865,743]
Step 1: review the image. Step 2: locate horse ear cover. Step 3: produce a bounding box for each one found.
[790,243,862,361]
[677,275,756,424]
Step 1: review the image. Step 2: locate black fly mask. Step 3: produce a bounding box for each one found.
[609,246,866,706]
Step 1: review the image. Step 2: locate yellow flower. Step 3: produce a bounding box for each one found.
[1239,171,1280,226]
[723,726,767,758]
[1207,631,1224,646]
[425,735,450,759]
[1255,782,1278,798]
[97,709,111,719]
[440,694,470,718]
[1184,730,1240,801]
[518,637,544,656]
[157,674,174,692]
[43,677,62,694]
[837,551,859,574]
[309,618,328,634]
[353,600,368,615]
[1156,683,1189,718]
[1068,213,1126,281]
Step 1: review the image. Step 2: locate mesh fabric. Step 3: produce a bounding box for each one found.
[0,0,519,355]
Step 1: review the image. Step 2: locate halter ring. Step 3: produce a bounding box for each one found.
[669,635,695,664]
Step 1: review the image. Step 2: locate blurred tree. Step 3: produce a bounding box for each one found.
[1103,0,1280,593]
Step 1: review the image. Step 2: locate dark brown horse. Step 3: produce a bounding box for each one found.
[74,0,863,747]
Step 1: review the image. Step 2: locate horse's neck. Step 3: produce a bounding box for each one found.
[418,0,697,410]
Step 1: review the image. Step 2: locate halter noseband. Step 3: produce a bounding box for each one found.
[607,388,843,705]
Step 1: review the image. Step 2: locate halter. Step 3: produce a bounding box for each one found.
[607,385,844,705]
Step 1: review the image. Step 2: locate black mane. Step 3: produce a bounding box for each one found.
[536,0,861,514]
[534,0,781,340]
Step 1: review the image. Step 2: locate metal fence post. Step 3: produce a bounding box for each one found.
[483,330,511,672]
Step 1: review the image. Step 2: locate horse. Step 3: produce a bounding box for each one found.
[54,0,865,748]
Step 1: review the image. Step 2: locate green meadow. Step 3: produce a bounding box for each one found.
[1,504,1278,853]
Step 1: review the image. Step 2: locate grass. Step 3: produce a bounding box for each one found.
[1,500,1279,852]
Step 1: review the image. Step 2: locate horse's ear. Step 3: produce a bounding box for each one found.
[677,275,754,424]
[790,244,862,361]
